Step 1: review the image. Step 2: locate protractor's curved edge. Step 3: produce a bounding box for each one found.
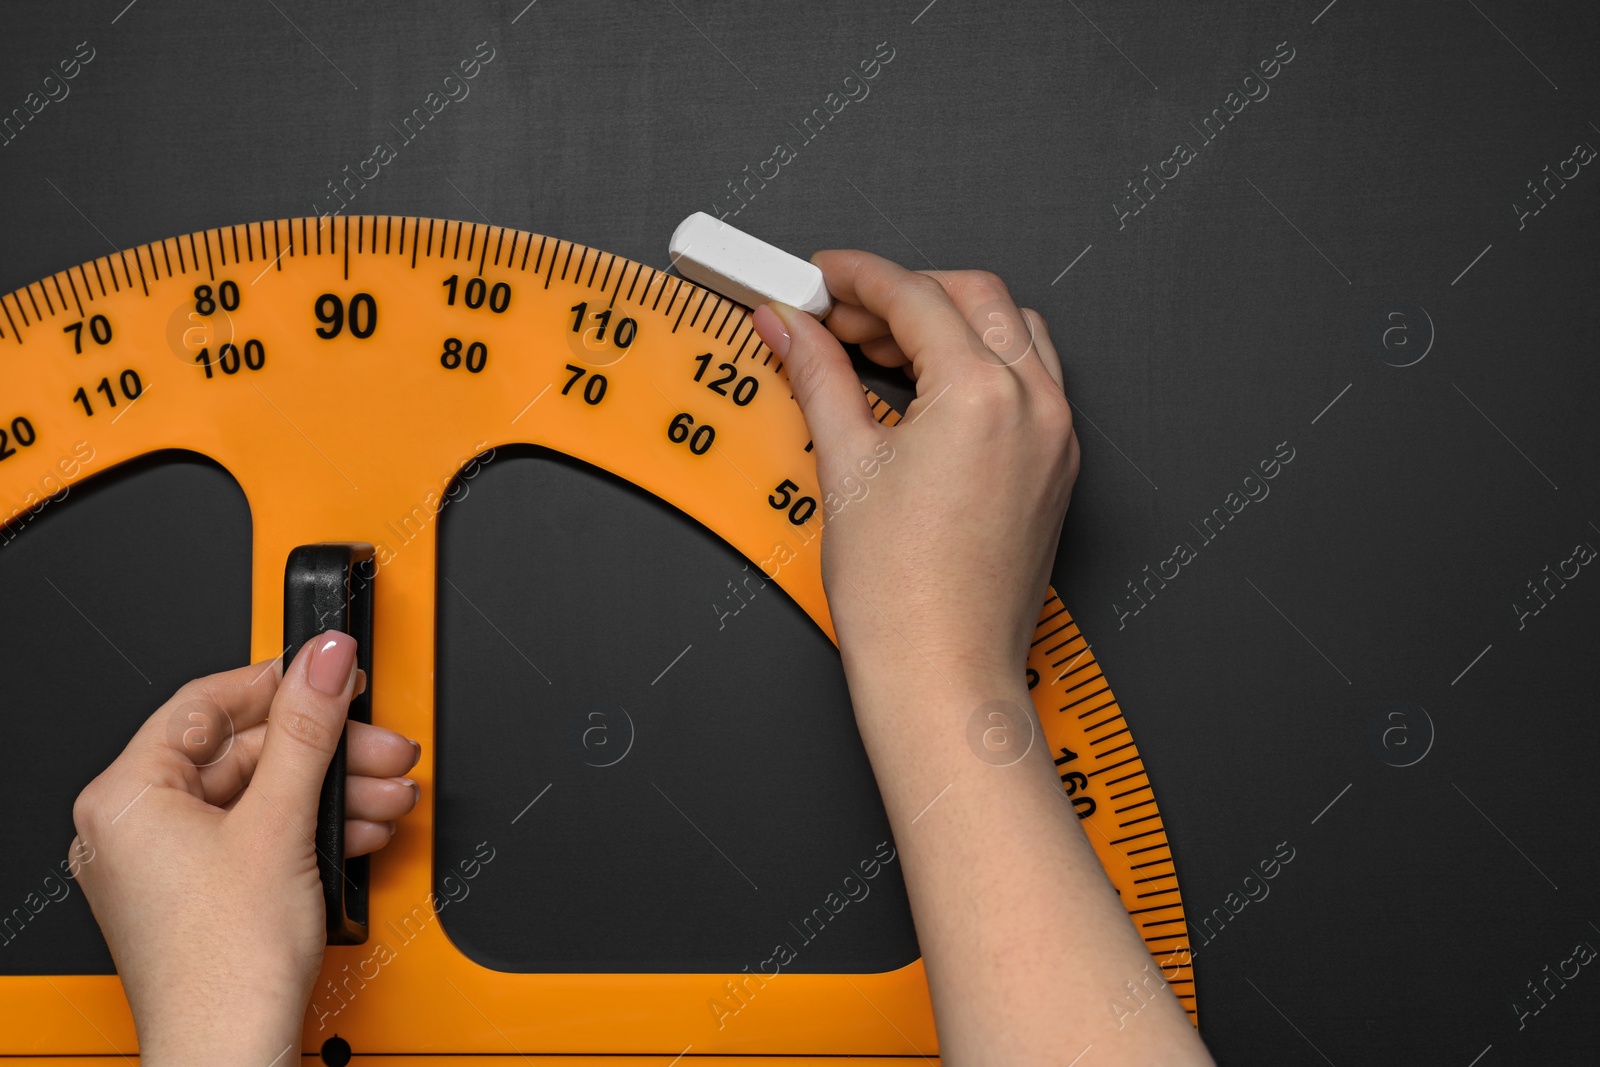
[1026,594,1199,1028]
[0,215,795,374]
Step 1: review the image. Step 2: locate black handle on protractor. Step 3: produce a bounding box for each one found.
[283,542,376,945]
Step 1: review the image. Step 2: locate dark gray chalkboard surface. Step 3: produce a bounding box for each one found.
[2,1,1596,1062]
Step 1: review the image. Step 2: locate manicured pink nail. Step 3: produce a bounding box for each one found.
[307,631,357,695]
[754,304,791,358]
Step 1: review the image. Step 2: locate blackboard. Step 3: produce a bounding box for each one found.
[2,1,1596,1062]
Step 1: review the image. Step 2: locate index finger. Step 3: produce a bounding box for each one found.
[811,249,983,385]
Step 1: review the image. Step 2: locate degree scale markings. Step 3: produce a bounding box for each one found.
[0,215,1192,1055]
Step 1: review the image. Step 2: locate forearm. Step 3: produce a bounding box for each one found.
[754,250,1206,1061]
[842,653,1211,1065]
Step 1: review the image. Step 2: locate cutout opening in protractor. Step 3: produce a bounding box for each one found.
[433,445,921,974]
[0,450,252,975]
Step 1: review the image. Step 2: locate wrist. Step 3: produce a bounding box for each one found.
[129,968,308,1066]
[841,658,1036,765]
[840,641,1028,716]
[138,1016,301,1067]
[840,667,1064,847]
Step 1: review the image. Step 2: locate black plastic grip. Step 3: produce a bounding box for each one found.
[283,542,375,945]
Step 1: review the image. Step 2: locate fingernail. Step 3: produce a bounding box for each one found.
[398,777,418,797]
[408,738,422,767]
[388,821,397,836]
[307,632,357,695]
[754,304,791,358]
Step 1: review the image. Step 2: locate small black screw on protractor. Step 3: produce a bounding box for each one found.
[320,1035,352,1066]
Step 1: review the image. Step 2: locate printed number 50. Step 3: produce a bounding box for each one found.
[768,479,817,525]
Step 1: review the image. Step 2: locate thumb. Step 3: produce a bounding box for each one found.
[755,302,878,456]
[238,631,357,838]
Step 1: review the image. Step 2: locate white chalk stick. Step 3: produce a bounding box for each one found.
[668,212,833,318]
